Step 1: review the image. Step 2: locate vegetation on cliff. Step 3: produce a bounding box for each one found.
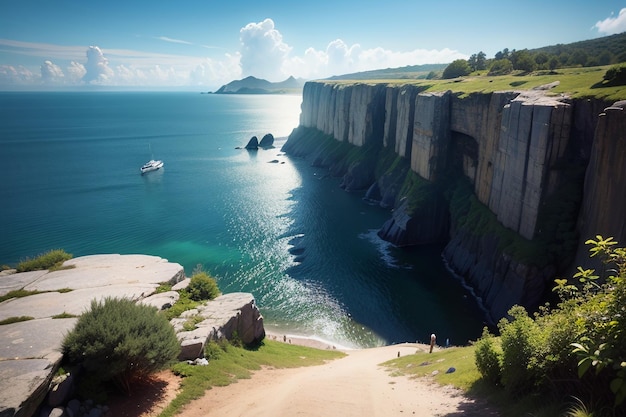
[474,237,626,416]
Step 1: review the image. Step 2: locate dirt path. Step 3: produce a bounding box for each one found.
[173,343,495,417]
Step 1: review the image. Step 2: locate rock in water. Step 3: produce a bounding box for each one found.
[259,133,274,148]
[245,136,259,149]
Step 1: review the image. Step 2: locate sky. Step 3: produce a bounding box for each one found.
[1,1,625,91]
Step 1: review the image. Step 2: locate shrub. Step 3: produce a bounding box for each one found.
[16,249,72,272]
[186,271,220,301]
[476,237,626,413]
[603,65,626,86]
[498,306,546,396]
[442,59,472,79]
[474,327,502,385]
[488,59,513,76]
[62,297,180,395]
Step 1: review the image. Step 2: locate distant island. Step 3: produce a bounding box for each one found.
[209,75,306,94]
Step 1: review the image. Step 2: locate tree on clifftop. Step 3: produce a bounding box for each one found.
[468,51,487,71]
[442,59,471,79]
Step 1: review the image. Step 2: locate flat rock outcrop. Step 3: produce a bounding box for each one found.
[173,293,265,360]
[0,254,265,417]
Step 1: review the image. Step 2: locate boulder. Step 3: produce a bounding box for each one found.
[244,136,259,149]
[175,293,265,360]
[259,133,274,148]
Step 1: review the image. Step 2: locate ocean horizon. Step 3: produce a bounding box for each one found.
[0,91,486,348]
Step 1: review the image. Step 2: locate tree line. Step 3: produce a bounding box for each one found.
[440,31,626,79]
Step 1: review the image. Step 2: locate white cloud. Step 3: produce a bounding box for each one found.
[0,65,37,85]
[157,36,193,45]
[40,60,64,83]
[0,19,466,89]
[189,53,241,87]
[83,46,115,84]
[283,39,465,80]
[594,8,626,35]
[239,18,292,81]
[66,61,86,84]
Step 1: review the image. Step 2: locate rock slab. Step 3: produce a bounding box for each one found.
[0,255,266,417]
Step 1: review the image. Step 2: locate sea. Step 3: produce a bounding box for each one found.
[0,91,486,348]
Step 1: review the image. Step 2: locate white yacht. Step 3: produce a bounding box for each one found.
[140,159,164,174]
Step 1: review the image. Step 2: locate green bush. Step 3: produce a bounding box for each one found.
[498,306,546,396]
[603,65,626,86]
[474,327,502,385]
[62,297,180,395]
[16,249,72,272]
[186,271,220,301]
[442,59,472,79]
[476,237,626,414]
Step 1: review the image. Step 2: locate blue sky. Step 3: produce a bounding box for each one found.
[1,0,625,90]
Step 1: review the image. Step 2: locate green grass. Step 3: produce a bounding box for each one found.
[0,289,43,303]
[52,312,78,319]
[327,65,626,102]
[383,345,564,417]
[0,316,35,325]
[157,340,344,417]
[16,249,73,272]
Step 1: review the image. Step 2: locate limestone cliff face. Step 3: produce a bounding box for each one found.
[290,80,623,322]
[575,101,626,265]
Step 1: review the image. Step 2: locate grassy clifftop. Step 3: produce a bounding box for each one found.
[318,65,626,102]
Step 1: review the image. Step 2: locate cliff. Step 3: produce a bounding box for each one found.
[283,81,625,322]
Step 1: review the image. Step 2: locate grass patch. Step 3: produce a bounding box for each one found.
[16,249,73,272]
[0,289,43,303]
[383,344,565,417]
[328,65,626,102]
[384,345,480,391]
[0,316,35,325]
[52,312,78,319]
[158,339,344,417]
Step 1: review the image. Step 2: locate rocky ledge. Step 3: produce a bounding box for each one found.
[0,254,265,417]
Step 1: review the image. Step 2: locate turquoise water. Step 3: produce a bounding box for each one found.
[0,92,485,348]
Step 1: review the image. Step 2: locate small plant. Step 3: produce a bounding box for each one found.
[52,312,77,319]
[155,282,173,293]
[62,297,180,395]
[163,291,200,320]
[186,270,220,301]
[16,249,73,272]
[182,314,204,331]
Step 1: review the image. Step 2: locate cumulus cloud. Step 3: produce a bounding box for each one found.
[239,18,291,81]
[190,53,241,86]
[595,8,626,35]
[282,39,466,80]
[239,19,465,82]
[0,65,37,86]
[40,60,64,84]
[1,19,467,89]
[66,61,86,84]
[83,46,115,84]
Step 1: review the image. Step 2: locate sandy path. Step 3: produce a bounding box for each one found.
[174,343,492,417]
